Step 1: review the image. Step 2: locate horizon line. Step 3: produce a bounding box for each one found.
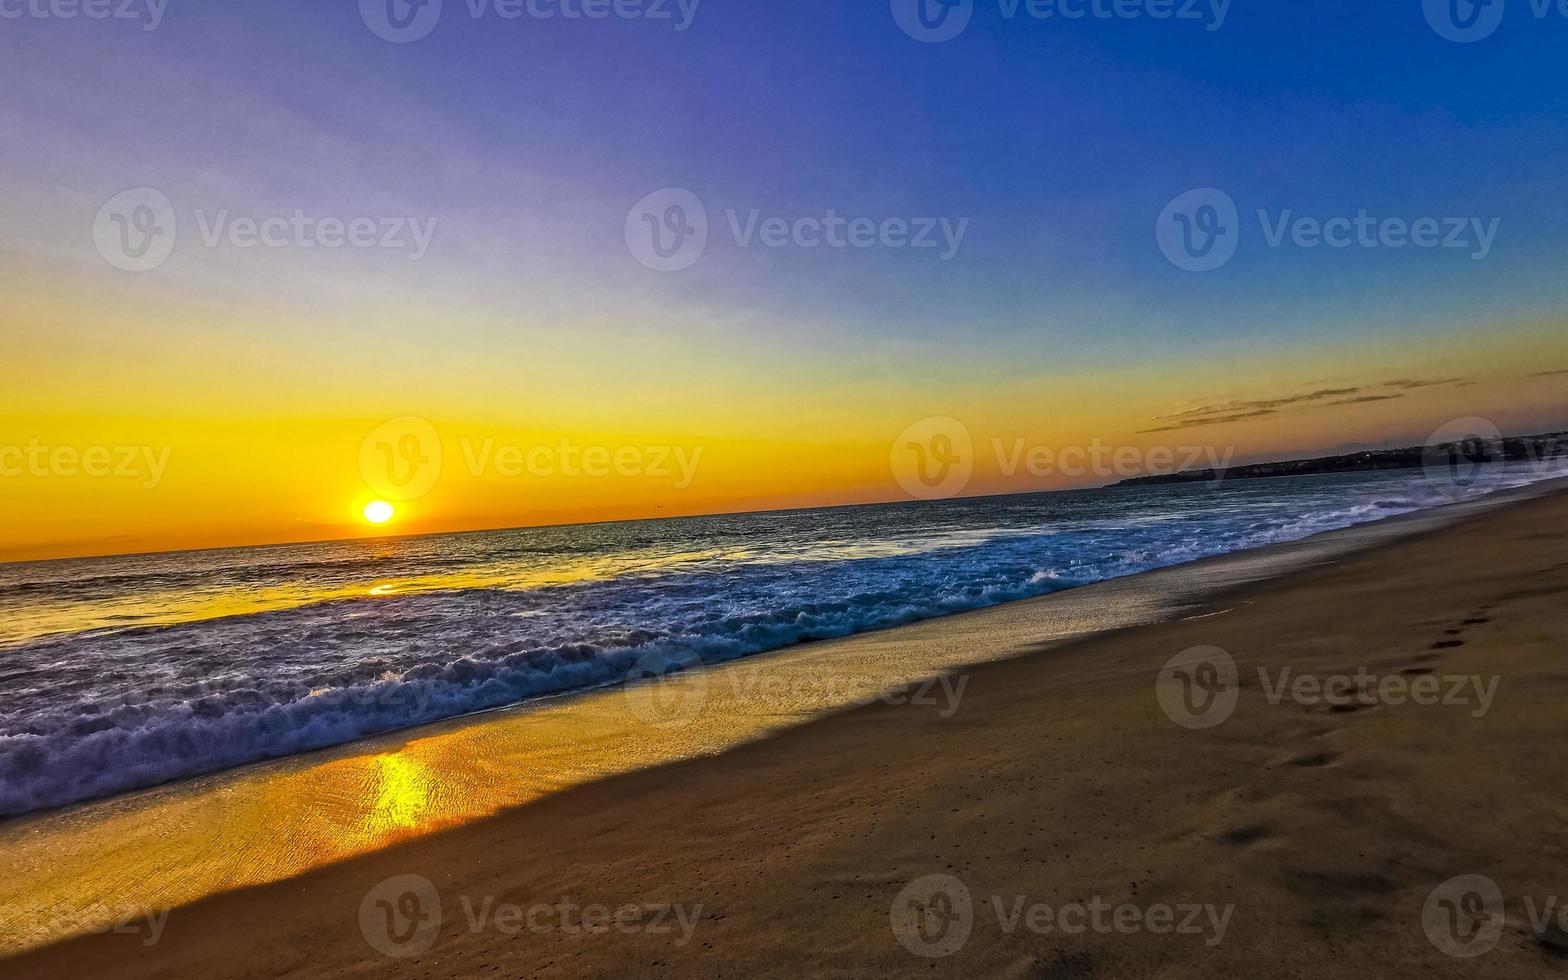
[6,427,1561,568]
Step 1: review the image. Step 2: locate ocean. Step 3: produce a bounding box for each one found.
[0,463,1559,816]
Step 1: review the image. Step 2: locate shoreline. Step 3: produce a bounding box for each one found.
[0,458,1495,569]
[6,472,1556,821]
[3,480,1566,973]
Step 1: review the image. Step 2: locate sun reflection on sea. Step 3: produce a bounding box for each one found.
[2,544,741,647]
[367,754,434,834]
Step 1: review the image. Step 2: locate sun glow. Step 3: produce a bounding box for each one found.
[362,500,395,525]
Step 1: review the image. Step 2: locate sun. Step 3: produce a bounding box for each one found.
[362,500,396,525]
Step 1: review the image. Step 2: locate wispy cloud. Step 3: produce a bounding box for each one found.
[1381,378,1466,389]
[1326,394,1405,406]
[1528,369,1568,378]
[1151,388,1362,423]
[1139,409,1278,434]
[1143,377,1471,434]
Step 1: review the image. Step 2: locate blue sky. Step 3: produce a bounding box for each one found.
[8,2,1568,356]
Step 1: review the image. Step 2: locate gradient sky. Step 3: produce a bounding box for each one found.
[2,0,1566,561]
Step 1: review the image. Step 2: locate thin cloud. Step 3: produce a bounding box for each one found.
[1143,376,1471,434]
[1153,388,1362,422]
[1528,369,1568,378]
[1326,394,1405,406]
[1381,378,1467,389]
[1138,409,1277,434]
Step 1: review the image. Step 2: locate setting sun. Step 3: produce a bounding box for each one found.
[362,500,395,525]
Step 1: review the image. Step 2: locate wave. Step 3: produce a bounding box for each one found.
[0,465,1557,815]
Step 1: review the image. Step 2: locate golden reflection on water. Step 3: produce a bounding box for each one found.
[3,547,737,646]
[368,754,434,834]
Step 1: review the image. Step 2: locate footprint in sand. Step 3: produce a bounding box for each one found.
[1535,920,1568,956]
[1220,824,1272,847]
[1284,751,1337,769]
[1328,701,1378,715]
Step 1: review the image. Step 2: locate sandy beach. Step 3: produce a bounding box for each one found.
[6,487,1568,978]
[11,2,1567,977]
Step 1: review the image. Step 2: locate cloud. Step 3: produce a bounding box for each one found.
[1142,376,1469,433]
[1325,394,1405,406]
[1528,369,1568,378]
[1138,409,1278,434]
[1381,378,1466,389]
[1152,388,1362,423]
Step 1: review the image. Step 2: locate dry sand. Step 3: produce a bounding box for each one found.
[6,490,1568,978]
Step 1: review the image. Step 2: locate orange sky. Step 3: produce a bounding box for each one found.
[4,285,1563,563]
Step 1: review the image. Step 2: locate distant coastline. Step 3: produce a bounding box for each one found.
[1118,431,1568,486]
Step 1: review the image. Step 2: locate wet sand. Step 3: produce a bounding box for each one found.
[6,487,1568,977]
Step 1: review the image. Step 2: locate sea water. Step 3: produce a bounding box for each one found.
[0,464,1558,815]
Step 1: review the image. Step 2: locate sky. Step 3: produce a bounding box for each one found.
[2,0,1566,561]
